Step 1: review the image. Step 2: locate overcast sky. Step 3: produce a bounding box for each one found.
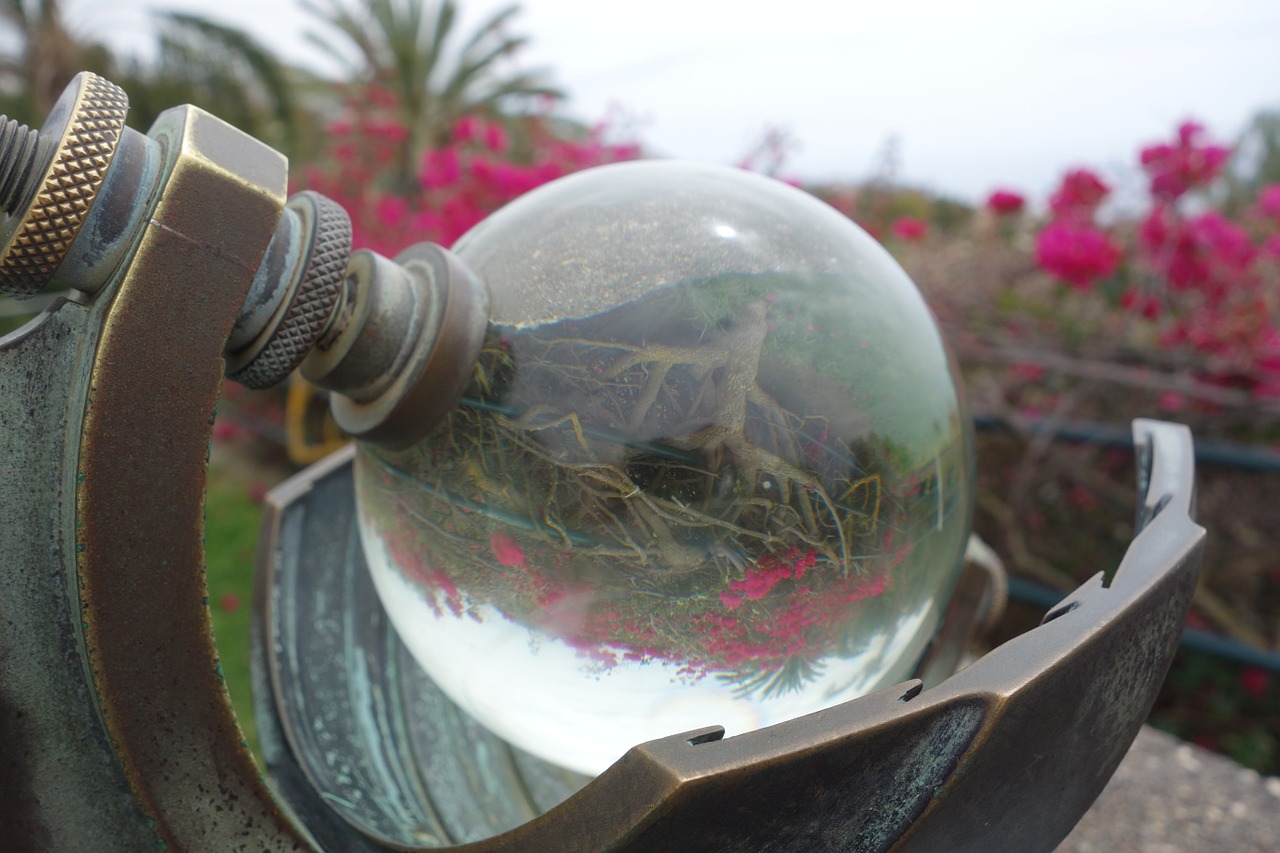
[71,0,1280,204]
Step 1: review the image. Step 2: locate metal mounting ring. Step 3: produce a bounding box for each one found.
[0,72,128,298]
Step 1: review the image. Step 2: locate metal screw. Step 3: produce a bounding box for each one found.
[0,119,43,216]
[0,72,128,298]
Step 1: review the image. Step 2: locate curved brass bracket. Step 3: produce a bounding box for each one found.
[255,420,1201,852]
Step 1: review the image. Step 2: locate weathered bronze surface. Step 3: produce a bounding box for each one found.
[301,241,489,449]
[0,92,318,848]
[74,104,312,850]
[257,420,1201,852]
[1,296,161,851]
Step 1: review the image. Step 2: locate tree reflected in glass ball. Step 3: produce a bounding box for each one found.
[354,161,974,776]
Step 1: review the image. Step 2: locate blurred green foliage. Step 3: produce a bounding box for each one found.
[1153,648,1278,774]
[204,466,265,760]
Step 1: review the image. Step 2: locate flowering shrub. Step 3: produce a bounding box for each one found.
[1140,121,1231,202]
[1049,168,1112,219]
[1035,219,1122,290]
[864,123,1280,773]
[986,189,1026,216]
[891,216,929,241]
[1019,121,1280,402]
[300,85,641,255]
[1033,169,1123,290]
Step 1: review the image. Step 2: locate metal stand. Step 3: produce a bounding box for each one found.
[253,422,1202,851]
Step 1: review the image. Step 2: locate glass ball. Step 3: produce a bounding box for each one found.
[355,161,973,777]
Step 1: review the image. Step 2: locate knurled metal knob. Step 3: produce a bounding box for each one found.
[0,72,129,298]
[226,191,352,389]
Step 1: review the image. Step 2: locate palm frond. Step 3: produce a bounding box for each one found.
[717,654,827,699]
[304,0,559,164]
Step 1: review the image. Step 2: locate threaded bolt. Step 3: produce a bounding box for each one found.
[0,119,42,217]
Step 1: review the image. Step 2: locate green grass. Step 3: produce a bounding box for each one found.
[204,466,268,760]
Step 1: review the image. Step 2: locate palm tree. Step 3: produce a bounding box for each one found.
[1,4,312,157]
[303,0,561,182]
[0,0,113,119]
[109,12,307,156]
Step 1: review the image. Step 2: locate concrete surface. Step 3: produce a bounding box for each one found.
[1059,726,1280,852]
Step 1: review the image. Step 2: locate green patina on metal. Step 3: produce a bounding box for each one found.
[0,304,161,849]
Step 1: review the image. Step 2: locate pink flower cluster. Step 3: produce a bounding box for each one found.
[1049,169,1111,220]
[301,84,640,256]
[891,216,929,242]
[1035,168,1123,290]
[1035,118,1280,401]
[1140,121,1230,201]
[1255,184,1280,225]
[489,531,526,567]
[1132,128,1280,395]
[693,546,896,671]
[1036,219,1123,290]
[382,525,465,618]
[1139,208,1257,300]
[504,543,895,678]
[699,561,891,670]
[986,189,1026,216]
[718,546,816,609]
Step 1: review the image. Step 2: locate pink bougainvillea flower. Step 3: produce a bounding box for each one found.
[374,194,409,228]
[1034,221,1122,289]
[1253,183,1280,224]
[719,590,744,611]
[452,114,481,143]
[1138,204,1173,255]
[364,118,410,145]
[986,189,1026,215]
[420,147,461,189]
[1188,211,1256,276]
[1139,206,1212,293]
[489,531,527,567]
[301,83,640,256]
[484,120,510,153]
[1049,169,1110,219]
[723,548,817,601]
[1142,209,1259,301]
[1140,120,1230,201]
[891,216,928,241]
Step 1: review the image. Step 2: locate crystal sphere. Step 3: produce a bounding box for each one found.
[355,161,973,776]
